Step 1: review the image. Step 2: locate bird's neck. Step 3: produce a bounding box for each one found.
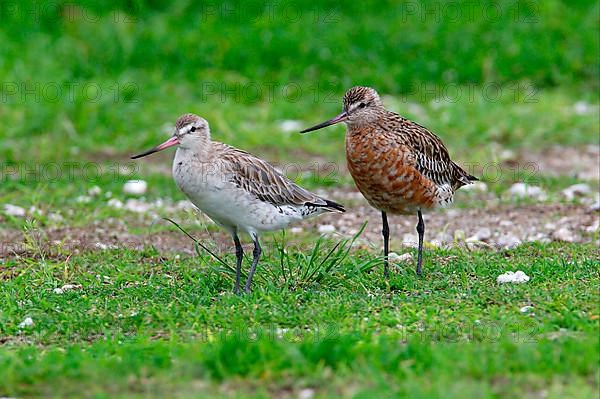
[177,136,213,160]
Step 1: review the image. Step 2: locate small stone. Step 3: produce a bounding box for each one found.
[497,270,530,284]
[28,206,42,215]
[18,317,34,328]
[527,232,550,244]
[76,195,92,203]
[108,198,124,209]
[585,220,599,233]
[561,183,591,201]
[60,284,81,292]
[473,227,492,241]
[290,227,304,234]
[3,204,26,217]
[48,212,64,222]
[95,242,109,250]
[499,149,515,161]
[298,388,315,399]
[497,234,522,249]
[508,183,547,201]
[552,227,576,243]
[123,180,147,196]
[388,252,413,263]
[279,120,303,133]
[318,224,336,234]
[573,101,591,115]
[590,197,600,212]
[520,305,534,313]
[88,185,102,197]
[461,181,488,192]
[124,199,152,213]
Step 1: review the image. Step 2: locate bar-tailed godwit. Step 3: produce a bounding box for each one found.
[301,86,477,277]
[132,113,345,293]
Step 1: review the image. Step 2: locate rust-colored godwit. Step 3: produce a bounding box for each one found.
[132,113,345,293]
[301,86,477,277]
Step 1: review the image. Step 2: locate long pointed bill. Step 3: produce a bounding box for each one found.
[300,111,348,133]
[131,136,180,159]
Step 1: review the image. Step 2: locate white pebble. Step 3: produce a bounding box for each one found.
[124,199,152,213]
[108,198,124,209]
[48,212,64,222]
[552,227,576,243]
[508,183,547,201]
[497,270,530,284]
[298,388,315,399]
[585,220,599,233]
[388,252,413,263]
[461,181,488,192]
[3,204,26,217]
[573,100,591,115]
[28,206,43,215]
[497,234,522,249]
[123,180,148,196]
[55,284,81,294]
[279,120,303,133]
[520,305,534,313]
[318,224,336,234]
[561,183,591,201]
[473,227,492,241]
[18,317,34,328]
[88,185,102,197]
[290,227,304,234]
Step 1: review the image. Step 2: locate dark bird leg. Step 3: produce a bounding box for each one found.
[233,233,243,295]
[416,210,425,276]
[382,211,390,278]
[244,234,261,293]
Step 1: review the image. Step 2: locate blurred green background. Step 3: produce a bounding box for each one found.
[0,0,598,173]
[0,3,599,396]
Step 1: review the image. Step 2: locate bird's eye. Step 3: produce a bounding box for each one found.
[190,126,196,132]
[358,102,366,109]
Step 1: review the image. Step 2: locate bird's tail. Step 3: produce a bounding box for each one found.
[308,199,346,213]
[453,162,478,187]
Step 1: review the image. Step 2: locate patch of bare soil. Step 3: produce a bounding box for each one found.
[514,145,599,180]
[1,201,597,262]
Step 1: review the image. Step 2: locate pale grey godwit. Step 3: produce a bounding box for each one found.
[132,113,345,293]
[301,86,477,277]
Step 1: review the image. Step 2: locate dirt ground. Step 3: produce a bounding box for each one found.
[1,199,597,262]
[1,146,598,261]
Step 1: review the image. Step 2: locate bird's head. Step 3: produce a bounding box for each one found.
[131,113,210,159]
[300,86,384,133]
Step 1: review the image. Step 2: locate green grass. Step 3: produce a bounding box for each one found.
[1,1,598,163]
[1,1,599,397]
[0,243,598,397]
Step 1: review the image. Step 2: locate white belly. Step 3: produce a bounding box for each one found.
[172,151,304,235]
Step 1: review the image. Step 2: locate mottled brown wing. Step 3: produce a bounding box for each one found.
[386,113,475,189]
[217,143,333,207]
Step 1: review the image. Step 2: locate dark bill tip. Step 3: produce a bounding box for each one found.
[300,112,348,134]
[131,136,180,160]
